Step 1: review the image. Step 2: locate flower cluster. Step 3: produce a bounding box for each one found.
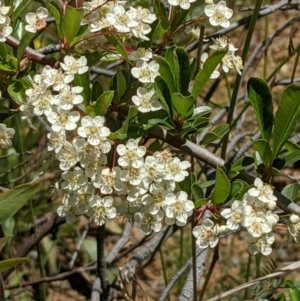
[288,214,300,243]
[0,1,12,42]
[0,123,15,150]
[82,1,156,41]
[221,178,278,255]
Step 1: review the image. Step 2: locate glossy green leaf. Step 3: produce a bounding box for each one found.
[105,34,128,59]
[272,84,300,159]
[287,287,300,301]
[211,167,231,205]
[247,77,273,141]
[91,81,103,102]
[95,91,114,116]
[74,73,91,106]
[282,150,300,167]
[192,183,203,201]
[110,69,126,101]
[285,140,300,152]
[0,179,41,224]
[139,109,168,125]
[71,24,89,46]
[153,16,169,40]
[192,49,227,98]
[155,77,172,115]
[199,180,215,189]
[194,198,208,209]
[11,0,31,22]
[231,157,255,171]
[281,183,300,202]
[0,257,27,272]
[49,1,62,36]
[17,31,34,65]
[172,93,195,119]
[7,80,26,103]
[229,181,244,199]
[154,56,176,95]
[252,139,272,166]
[62,6,84,46]
[175,48,190,96]
[165,46,179,91]
[201,124,230,145]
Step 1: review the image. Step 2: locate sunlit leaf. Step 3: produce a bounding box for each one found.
[0,258,27,272]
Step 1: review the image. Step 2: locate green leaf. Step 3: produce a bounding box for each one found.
[74,72,91,106]
[0,179,41,224]
[110,69,126,101]
[172,93,195,119]
[281,183,300,202]
[199,180,215,189]
[11,0,31,22]
[272,84,300,159]
[155,77,172,115]
[86,106,96,117]
[282,150,300,167]
[192,183,203,201]
[252,139,272,166]
[153,0,167,17]
[172,7,189,27]
[0,257,27,272]
[7,80,26,103]
[0,43,7,61]
[175,48,190,96]
[105,34,128,59]
[211,167,231,205]
[192,49,227,98]
[287,287,300,301]
[229,181,244,199]
[139,109,168,125]
[231,157,255,171]
[17,31,35,65]
[49,1,62,36]
[194,198,208,209]
[165,46,179,91]
[247,77,273,141]
[154,56,176,95]
[153,16,169,40]
[62,6,84,46]
[285,140,300,152]
[91,81,103,102]
[94,91,114,116]
[201,124,230,145]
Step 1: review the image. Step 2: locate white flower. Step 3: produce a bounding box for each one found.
[0,1,10,25]
[129,48,152,62]
[184,26,200,39]
[117,139,146,168]
[90,196,117,225]
[130,23,152,41]
[0,123,15,149]
[232,55,243,75]
[132,87,162,113]
[25,74,48,101]
[47,108,80,132]
[168,0,196,10]
[80,155,107,179]
[142,156,164,187]
[142,189,168,216]
[56,141,80,171]
[90,17,110,32]
[193,218,220,248]
[92,166,125,194]
[162,191,194,226]
[200,52,220,79]
[69,183,95,215]
[134,209,164,235]
[204,1,233,28]
[55,85,84,110]
[164,157,191,182]
[243,212,272,237]
[105,5,138,33]
[60,56,89,79]
[42,66,73,91]
[32,90,55,116]
[57,194,77,223]
[77,115,110,146]
[248,178,277,205]
[245,232,275,256]
[25,7,48,33]
[288,214,300,243]
[0,16,12,42]
[119,166,147,186]
[221,200,244,230]
[61,167,87,191]
[47,130,66,153]
[130,6,156,24]
[131,60,160,83]
[209,36,231,50]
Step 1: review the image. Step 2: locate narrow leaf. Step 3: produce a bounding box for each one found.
[247,77,273,141]
[0,236,11,252]
[172,93,195,118]
[0,179,41,224]
[17,32,34,65]
[211,167,231,205]
[49,1,62,36]
[95,91,114,116]
[175,48,190,96]
[105,34,128,59]
[192,183,203,201]
[272,84,300,159]
[252,139,272,166]
[192,50,227,98]
[11,0,31,22]
[0,257,27,272]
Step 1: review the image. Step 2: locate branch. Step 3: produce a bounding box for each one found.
[147,126,300,214]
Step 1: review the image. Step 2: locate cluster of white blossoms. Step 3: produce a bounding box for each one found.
[130,48,162,113]
[0,1,12,42]
[82,0,156,41]
[193,178,279,256]
[0,123,15,150]
[288,214,300,243]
